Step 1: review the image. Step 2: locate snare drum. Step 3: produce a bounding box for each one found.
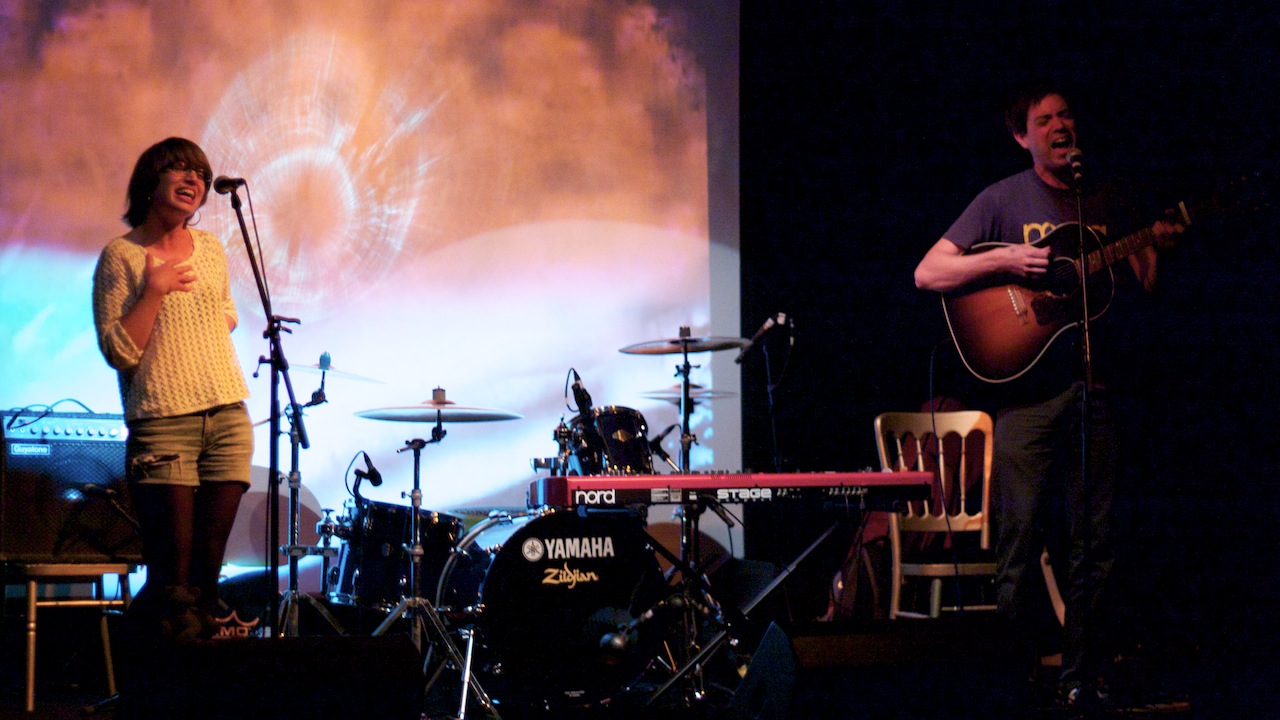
[442,508,666,710]
[571,405,653,475]
[332,500,463,610]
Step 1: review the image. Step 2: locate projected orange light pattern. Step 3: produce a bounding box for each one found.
[0,0,713,513]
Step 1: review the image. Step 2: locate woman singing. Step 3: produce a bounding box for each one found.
[92,137,252,643]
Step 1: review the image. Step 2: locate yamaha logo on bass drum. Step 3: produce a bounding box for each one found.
[521,535,616,561]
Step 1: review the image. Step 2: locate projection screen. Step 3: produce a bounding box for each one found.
[0,0,739,570]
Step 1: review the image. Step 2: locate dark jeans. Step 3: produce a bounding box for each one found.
[993,382,1116,691]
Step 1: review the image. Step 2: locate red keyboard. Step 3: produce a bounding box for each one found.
[528,470,931,508]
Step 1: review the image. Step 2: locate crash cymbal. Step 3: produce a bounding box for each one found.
[293,362,384,383]
[639,383,737,403]
[355,403,523,423]
[619,336,749,355]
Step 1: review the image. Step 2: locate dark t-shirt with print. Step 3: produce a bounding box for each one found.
[942,168,1138,406]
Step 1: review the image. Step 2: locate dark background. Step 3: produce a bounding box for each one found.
[736,0,1280,704]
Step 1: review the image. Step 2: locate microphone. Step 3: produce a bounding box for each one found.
[354,451,383,487]
[735,312,785,364]
[600,595,686,653]
[704,496,736,528]
[1065,148,1084,183]
[213,176,246,195]
[570,369,594,415]
[649,423,678,448]
[648,423,680,472]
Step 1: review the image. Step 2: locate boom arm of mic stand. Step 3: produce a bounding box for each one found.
[278,351,309,450]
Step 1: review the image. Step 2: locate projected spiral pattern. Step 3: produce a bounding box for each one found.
[201,32,438,321]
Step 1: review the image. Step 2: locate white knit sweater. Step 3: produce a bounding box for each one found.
[92,228,250,421]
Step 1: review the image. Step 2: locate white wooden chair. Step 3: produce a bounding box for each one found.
[874,411,997,619]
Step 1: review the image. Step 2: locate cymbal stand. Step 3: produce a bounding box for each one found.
[649,495,740,710]
[672,326,699,473]
[279,401,345,637]
[667,327,714,706]
[372,418,500,720]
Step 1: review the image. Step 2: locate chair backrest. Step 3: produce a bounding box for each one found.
[873,411,993,549]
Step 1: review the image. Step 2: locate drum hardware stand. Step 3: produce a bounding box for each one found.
[626,506,733,710]
[278,401,346,638]
[372,416,500,720]
[645,518,845,709]
[649,327,720,707]
[530,418,575,476]
[669,326,700,473]
[316,509,340,595]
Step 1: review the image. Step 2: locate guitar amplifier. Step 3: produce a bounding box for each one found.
[0,410,143,563]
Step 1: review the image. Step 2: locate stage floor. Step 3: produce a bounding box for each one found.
[2,607,1206,719]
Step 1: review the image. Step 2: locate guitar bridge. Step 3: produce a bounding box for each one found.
[1006,286,1030,326]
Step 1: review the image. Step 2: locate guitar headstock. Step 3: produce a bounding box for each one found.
[1197,168,1277,222]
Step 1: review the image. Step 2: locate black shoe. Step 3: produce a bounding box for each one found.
[158,585,203,644]
[1063,683,1115,716]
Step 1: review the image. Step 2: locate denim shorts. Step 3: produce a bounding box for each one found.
[126,402,254,487]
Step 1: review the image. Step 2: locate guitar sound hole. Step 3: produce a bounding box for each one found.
[1046,258,1080,297]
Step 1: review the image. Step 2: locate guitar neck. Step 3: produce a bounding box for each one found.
[1087,200,1189,275]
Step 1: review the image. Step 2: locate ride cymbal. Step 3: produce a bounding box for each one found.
[619,336,748,355]
[355,403,522,423]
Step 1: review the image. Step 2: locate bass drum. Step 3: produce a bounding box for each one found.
[444,509,667,711]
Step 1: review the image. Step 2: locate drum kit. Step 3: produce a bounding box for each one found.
[273,328,754,718]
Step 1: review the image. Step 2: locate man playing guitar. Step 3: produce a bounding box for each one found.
[914,84,1182,709]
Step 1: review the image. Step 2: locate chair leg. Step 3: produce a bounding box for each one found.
[889,561,902,619]
[928,578,943,618]
[858,547,881,615]
[25,579,38,713]
[96,577,118,697]
[1041,548,1065,626]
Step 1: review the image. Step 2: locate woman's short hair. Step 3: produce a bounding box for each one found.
[122,137,213,228]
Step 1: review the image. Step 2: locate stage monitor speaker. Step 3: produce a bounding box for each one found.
[116,636,423,720]
[729,621,797,720]
[0,410,142,563]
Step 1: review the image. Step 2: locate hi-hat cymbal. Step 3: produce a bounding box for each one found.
[355,401,522,423]
[293,363,384,384]
[619,336,748,355]
[639,383,736,403]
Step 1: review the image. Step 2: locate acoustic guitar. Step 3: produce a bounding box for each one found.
[941,175,1266,382]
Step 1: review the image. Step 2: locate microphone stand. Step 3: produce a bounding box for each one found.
[225,187,305,638]
[1072,169,1096,667]
[1074,172,1095,400]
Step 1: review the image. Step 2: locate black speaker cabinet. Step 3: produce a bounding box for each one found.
[0,410,142,563]
[729,622,797,720]
[116,636,423,720]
